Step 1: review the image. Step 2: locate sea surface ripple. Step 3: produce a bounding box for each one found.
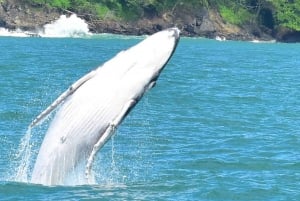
[0,36,300,200]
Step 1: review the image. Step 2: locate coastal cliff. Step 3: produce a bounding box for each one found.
[1,0,300,42]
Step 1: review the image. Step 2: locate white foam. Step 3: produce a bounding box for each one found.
[40,14,92,38]
[0,27,29,37]
[13,127,33,182]
[0,14,92,38]
[251,39,276,43]
[215,35,226,41]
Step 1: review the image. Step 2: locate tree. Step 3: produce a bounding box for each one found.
[271,0,300,30]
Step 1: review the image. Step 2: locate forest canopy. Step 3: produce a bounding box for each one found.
[23,0,300,31]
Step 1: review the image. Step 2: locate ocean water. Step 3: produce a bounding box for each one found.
[0,35,300,200]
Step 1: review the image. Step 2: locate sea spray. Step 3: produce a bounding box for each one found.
[11,107,55,183]
[14,127,33,182]
[109,135,121,184]
[0,14,92,38]
[0,28,29,37]
[40,14,92,38]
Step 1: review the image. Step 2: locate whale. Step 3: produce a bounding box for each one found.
[30,28,180,186]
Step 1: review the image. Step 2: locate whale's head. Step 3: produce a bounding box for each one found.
[131,27,180,81]
[95,27,181,100]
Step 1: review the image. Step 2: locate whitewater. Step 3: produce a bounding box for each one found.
[0,14,91,38]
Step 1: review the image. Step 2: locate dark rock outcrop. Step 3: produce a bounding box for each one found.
[274,27,300,43]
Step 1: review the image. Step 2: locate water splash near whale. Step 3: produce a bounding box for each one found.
[13,127,33,182]
[11,125,120,185]
[13,28,179,186]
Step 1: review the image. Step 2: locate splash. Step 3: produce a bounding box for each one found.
[12,125,121,185]
[0,14,92,38]
[13,127,33,182]
[215,35,226,41]
[0,28,30,37]
[40,14,92,38]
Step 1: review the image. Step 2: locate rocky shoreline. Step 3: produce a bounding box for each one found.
[1,0,300,42]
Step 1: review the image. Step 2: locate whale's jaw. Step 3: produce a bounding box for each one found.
[30,28,180,186]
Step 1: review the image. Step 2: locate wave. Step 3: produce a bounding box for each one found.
[40,14,92,38]
[0,14,92,38]
[0,13,146,40]
[0,27,31,37]
[251,39,276,43]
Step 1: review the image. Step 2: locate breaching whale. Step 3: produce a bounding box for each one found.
[30,28,180,186]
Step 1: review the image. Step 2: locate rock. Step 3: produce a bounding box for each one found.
[274,26,300,42]
[199,17,216,32]
[0,0,60,31]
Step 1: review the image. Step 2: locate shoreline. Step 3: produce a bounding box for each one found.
[0,1,299,42]
[0,26,278,45]
[0,17,275,42]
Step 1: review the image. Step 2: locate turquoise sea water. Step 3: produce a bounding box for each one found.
[0,35,300,200]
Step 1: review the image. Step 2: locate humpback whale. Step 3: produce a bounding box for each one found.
[30,28,180,185]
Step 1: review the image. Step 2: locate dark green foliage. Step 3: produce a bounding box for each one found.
[30,0,70,8]
[272,0,300,31]
[219,4,252,25]
[23,0,300,30]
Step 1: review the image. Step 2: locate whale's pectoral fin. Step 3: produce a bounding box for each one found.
[30,69,97,128]
[85,99,137,182]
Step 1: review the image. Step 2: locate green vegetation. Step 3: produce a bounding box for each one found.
[219,5,251,25]
[271,0,300,31]
[23,0,300,31]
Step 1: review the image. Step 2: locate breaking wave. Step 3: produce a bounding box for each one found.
[0,14,92,38]
[40,14,92,38]
[0,27,30,37]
